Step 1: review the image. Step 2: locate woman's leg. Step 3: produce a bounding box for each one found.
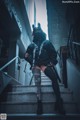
[32,66,43,114]
[41,66,61,100]
[41,66,65,114]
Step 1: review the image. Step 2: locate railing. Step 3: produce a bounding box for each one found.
[0,56,21,94]
[0,56,20,71]
[68,40,80,66]
[72,42,80,46]
[67,23,80,67]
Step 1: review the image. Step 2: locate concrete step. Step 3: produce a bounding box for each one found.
[6,114,80,120]
[32,81,52,85]
[41,79,51,82]
[11,85,64,90]
[2,91,73,102]
[0,101,78,114]
[41,79,61,85]
[34,79,66,85]
[12,83,64,87]
[30,80,64,85]
[41,76,50,79]
[11,85,71,93]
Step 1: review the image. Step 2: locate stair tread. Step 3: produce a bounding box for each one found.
[11,83,64,87]
[1,101,77,104]
[1,74,78,114]
[1,100,78,114]
[1,93,73,103]
[7,113,80,116]
[11,89,72,93]
[11,84,71,93]
[6,91,73,94]
[6,114,80,120]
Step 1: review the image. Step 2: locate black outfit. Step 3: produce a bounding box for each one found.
[25,28,65,114]
[25,40,57,67]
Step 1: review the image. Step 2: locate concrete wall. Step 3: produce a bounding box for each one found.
[18,59,26,85]
[8,40,17,78]
[25,63,32,85]
[46,0,69,50]
[11,0,32,49]
[17,59,32,85]
[3,0,33,85]
[35,0,48,38]
[24,0,34,28]
[67,59,80,112]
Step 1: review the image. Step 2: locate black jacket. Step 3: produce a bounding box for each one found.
[25,40,57,68]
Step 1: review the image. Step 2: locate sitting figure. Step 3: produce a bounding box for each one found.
[25,23,65,114]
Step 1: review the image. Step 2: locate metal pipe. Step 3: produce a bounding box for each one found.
[72,42,80,46]
[0,56,20,71]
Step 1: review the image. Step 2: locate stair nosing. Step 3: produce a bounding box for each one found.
[11,84,65,87]
[1,101,77,105]
[5,91,73,95]
[7,113,80,117]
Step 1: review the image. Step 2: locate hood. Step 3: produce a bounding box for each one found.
[33,30,46,47]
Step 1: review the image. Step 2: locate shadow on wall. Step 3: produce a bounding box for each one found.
[67,59,80,113]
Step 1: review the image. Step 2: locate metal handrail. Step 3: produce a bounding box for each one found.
[0,56,21,92]
[0,56,20,71]
[3,71,22,84]
[72,42,80,46]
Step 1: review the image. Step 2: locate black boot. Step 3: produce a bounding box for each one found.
[44,67,65,114]
[54,98,65,114]
[37,100,43,114]
[44,66,61,98]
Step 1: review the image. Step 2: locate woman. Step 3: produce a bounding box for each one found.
[25,23,65,114]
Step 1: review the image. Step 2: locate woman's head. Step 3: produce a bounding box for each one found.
[32,24,46,46]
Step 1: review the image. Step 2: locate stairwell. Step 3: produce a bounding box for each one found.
[0,72,80,120]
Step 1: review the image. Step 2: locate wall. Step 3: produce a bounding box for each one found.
[16,59,32,85]
[35,0,48,38]
[46,0,69,50]
[24,0,34,28]
[3,0,33,85]
[11,0,32,50]
[67,59,80,112]
[25,63,32,85]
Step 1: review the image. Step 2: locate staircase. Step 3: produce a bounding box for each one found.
[0,72,80,120]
